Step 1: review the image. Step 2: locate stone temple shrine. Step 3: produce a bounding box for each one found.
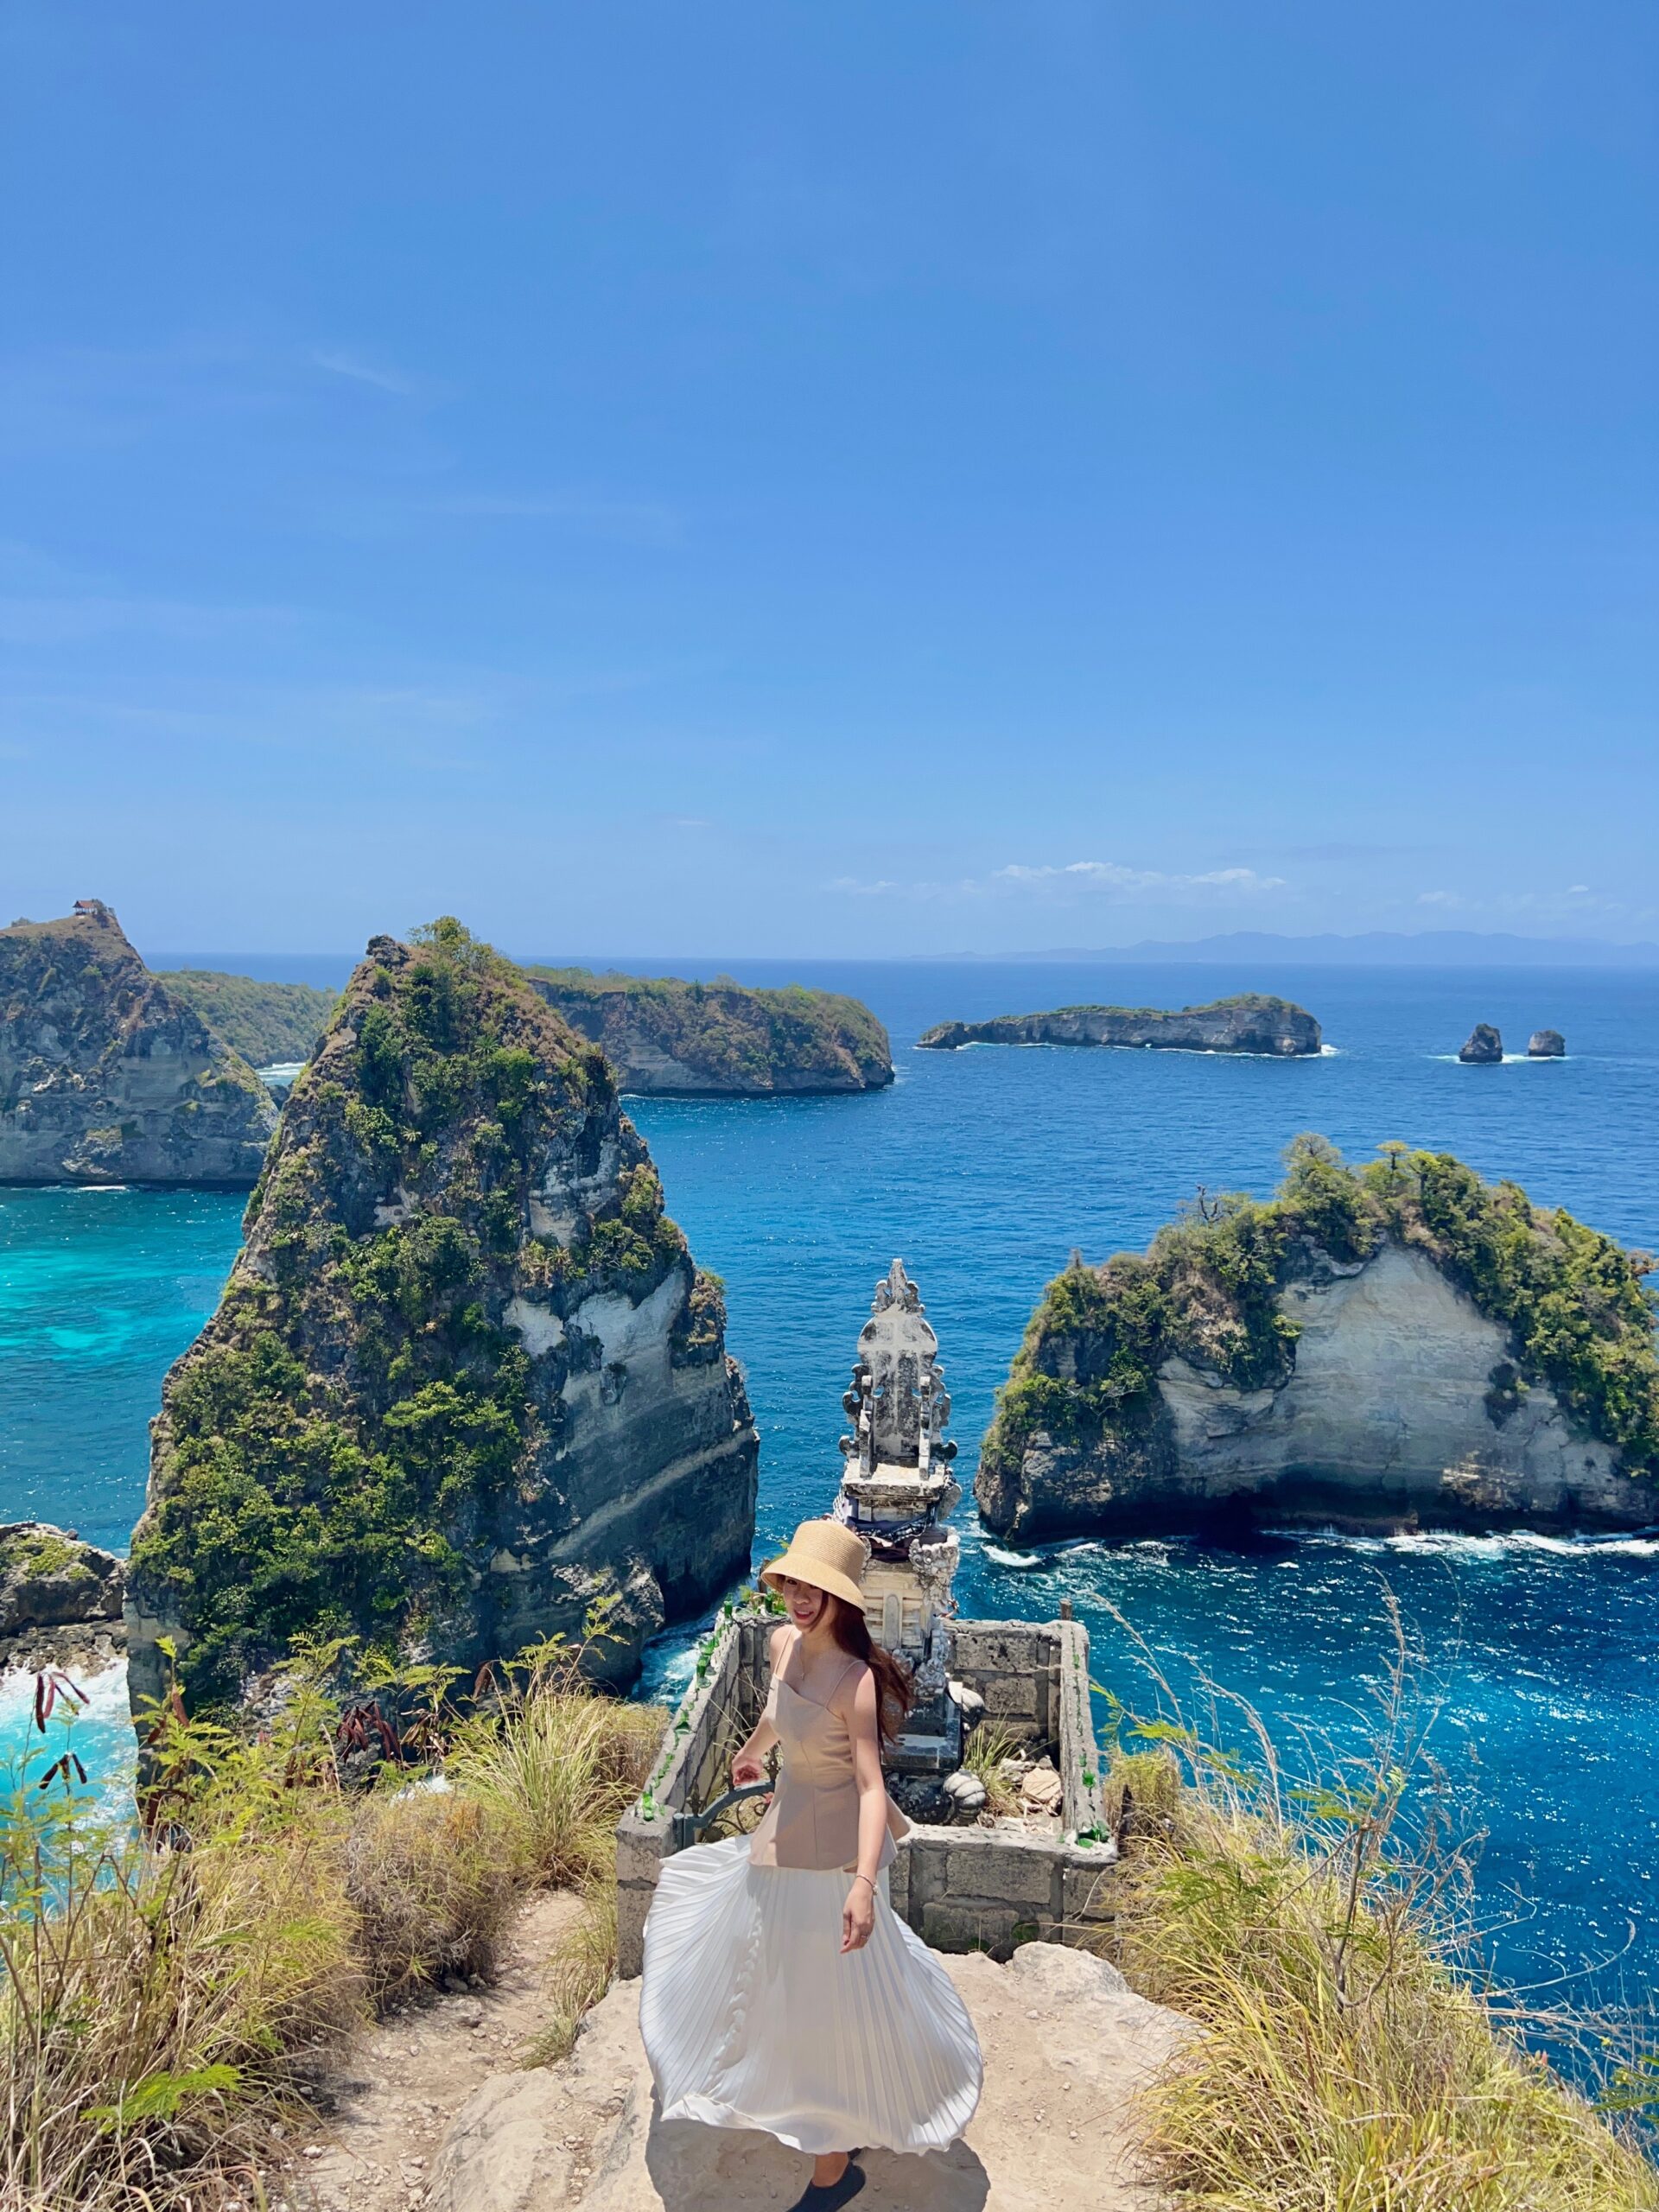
[835,1258,963,1771]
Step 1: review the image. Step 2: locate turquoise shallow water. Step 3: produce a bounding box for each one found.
[3,960,1656,2025]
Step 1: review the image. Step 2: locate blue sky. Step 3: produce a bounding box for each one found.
[2,4,1655,958]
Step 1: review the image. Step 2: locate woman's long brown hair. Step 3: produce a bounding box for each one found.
[825,1594,913,1751]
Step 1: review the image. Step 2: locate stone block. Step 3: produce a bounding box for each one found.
[615,1885,654,1980]
[950,1620,1053,1678]
[887,1847,910,1918]
[900,1833,950,1914]
[922,1897,1021,1958]
[944,1838,1059,1910]
[1062,1859,1116,1924]
[614,1820,667,1891]
[980,1674,1040,1720]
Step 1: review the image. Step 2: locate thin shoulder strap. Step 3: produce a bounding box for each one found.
[770,1623,801,1681]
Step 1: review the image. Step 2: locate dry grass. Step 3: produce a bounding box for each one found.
[0,1637,665,2210]
[1096,1603,1659,2212]
[525,1871,621,2069]
[0,1764,364,2209]
[960,1719,1025,1816]
[345,1788,518,2007]
[446,1670,661,1889]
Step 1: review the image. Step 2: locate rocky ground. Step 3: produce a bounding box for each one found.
[283,1903,1185,2212]
[276,1892,587,2212]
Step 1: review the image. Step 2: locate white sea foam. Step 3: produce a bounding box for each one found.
[0,1656,132,1802]
[982,1544,1045,1569]
[1277,1526,1659,1562]
[1319,1044,1343,1057]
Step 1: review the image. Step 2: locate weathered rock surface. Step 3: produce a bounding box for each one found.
[127,921,759,1713]
[982,1239,1656,1542]
[0,1521,123,1632]
[1529,1028,1567,1058]
[524,969,894,1095]
[918,995,1319,1058]
[423,1942,1187,2212]
[0,904,277,1185]
[1459,1022,1503,1063]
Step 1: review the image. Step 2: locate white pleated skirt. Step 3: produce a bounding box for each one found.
[639,1835,982,2158]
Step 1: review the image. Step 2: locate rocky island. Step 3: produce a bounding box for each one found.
[126,918,760,1713]
[523,966,893,1095]
[978,1135,1659,1541]
[918,993,1320,1057]
[0,1521,126,1671]
[0,903,277,1186]
[157,969,338,1067]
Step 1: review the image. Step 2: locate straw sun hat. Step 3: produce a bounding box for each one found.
[760,1518,869,1611]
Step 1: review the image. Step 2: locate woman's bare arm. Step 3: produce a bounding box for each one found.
[842,1666,887,1953]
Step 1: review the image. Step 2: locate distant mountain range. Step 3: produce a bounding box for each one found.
[945,931,1659,969]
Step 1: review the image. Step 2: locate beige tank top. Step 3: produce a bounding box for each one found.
[747,1637,912,1873]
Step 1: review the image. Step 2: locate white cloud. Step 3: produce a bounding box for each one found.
[309,346,423,397]
[995,860,1287,899]
[829,858,1287,906]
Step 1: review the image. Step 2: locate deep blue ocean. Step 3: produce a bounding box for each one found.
[3,959,1656,2034]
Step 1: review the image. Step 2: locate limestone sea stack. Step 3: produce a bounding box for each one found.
[0,903,277,1186]
[126,918,760,1713]
[917,994,1320,1057]
[977,1137,1659,1542]
[1459,1023,1503,1063]
[523,968,894,1096]
[1529,1029,1567,1058]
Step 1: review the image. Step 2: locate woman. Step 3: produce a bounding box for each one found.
[640,1517,982,2210]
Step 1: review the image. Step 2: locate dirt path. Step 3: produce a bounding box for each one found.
[281,1891,586,2212]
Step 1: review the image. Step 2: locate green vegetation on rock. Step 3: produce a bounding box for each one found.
[916,993,1321,1056]
[156,970,338,1065]
[524,966,893,1094]
[130,918,755,1709]
[983,1135,1659,1486]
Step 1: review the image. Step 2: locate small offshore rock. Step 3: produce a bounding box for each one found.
[1529,1028,1566,1058]
[1459,1022,1503,1063]
[942,1768,989,1811]
[0,1522,124,1643]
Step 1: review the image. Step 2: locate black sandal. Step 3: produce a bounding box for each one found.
[786,2161,866,2212]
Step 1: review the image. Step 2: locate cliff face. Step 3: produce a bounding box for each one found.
[126,920,759,1713]
[979,1140,1659,1541]
[0,905,278,1186]
[524,969,894,1095]
[918,995,1320,1057]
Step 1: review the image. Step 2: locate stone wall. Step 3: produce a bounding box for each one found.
[615,1611,1116,1977]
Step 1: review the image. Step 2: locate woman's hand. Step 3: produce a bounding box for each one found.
[841,1875,876,1955]
[731,1748,767,1788]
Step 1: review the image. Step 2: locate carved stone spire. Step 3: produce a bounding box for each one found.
[833,1259,963,1761]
